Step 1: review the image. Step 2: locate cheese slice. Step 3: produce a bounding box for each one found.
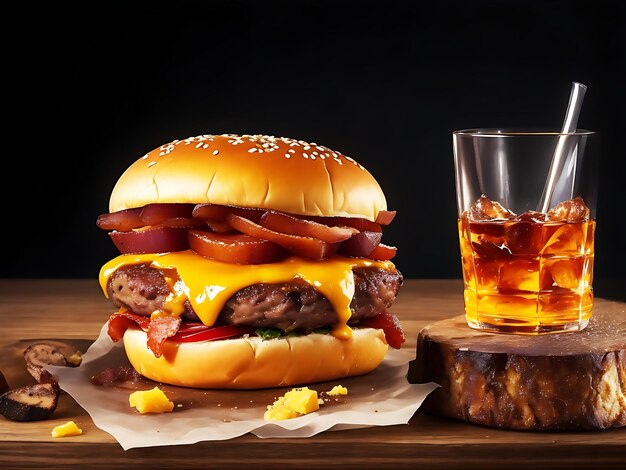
[100,250,395,339]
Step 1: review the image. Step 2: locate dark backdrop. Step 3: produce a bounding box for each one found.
[5,1,625,298]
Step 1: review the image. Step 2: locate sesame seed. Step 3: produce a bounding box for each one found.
[311,155,316,160]
[303,145,311,150]
[148,161,157,167]
[284,154,291,158]
[196,143,203,148]
[303,152,309,158]
[248,148,257,153]
[141,154,149,159]
[289,149,296,153]
[202,143,209,149]
[213,149,219,155]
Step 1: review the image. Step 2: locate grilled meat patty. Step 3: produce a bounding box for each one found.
[107,264,402,332]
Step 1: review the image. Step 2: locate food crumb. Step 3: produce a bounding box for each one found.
[327,385,348,396]
[129,387,174,414]
[264,387,319,421]
[51,421,82,438]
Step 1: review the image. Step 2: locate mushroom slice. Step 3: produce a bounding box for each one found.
[24,342,83,384]
[0,383,59,422]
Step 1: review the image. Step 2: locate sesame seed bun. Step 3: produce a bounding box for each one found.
[122,327,389,389]
[109,134,387,222]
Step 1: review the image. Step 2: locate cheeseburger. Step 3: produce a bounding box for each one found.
[97,134,404,389]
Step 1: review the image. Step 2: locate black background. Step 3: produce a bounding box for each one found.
[5,1,625,299]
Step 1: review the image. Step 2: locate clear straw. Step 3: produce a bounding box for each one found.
[537,81,587,212]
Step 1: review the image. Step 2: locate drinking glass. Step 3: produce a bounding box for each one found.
[453,129,598,334]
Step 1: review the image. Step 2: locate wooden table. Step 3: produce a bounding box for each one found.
[1,279,624,469]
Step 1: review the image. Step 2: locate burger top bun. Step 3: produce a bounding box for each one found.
[109,134,387,222]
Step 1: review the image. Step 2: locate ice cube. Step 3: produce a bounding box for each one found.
[504,220,543,255]
[542,223,586,255]
[547,259,583,290]
[546,196,590,222]
[466,195,516,221]
[517,211,547,223]
[499,259,540,293]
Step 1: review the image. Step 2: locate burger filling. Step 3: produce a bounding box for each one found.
[107,264,402,332]
[97,202,406,356]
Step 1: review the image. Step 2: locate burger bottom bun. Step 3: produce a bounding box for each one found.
[123,327,389,389]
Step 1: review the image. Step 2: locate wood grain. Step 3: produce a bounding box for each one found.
[1,279,625,469]
[411,310,626,431]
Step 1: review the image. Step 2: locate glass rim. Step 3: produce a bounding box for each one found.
[453,128,596,137]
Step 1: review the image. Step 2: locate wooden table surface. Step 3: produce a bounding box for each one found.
[1,279,624,469]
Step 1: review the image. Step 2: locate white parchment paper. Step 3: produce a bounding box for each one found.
[47,324,438,450]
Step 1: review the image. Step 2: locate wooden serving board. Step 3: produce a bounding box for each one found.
[410,308,626,431]
[1,279,626,469]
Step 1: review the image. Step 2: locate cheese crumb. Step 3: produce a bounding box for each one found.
[51,421,82,438]
[327,385,348,396]
[264,387,319,421]
[129,387,174,414]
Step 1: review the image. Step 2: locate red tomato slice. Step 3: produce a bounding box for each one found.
[188,229,287,264]
[260,211,356,243]
[97,207,143,231]
[368,243,397,260]
[228,214,339,260]
[107,312,251,350]
[169,325,254,342]
[110,226,190,254]
[140,203,195,225]
[358,311,405,349]
[339,231,382,257]
[375,210,397,226]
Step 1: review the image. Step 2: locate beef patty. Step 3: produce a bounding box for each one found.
[107,264,402,332]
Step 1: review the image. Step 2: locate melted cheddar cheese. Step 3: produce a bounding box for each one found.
[99,250,395,339]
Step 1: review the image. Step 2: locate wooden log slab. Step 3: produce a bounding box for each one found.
[408,306,626,431]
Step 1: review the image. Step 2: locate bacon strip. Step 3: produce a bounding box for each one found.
[107,311,180,358]
[358,311,405,349]
[146,316,181,357]
[107,311,150,342]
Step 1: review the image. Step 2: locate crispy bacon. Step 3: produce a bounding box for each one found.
[100,203,397,262]
[146,316,182,357]
[358,311,405,349]
[107,311,150,341]
[375,210,397,226]
[107,311,180,358]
